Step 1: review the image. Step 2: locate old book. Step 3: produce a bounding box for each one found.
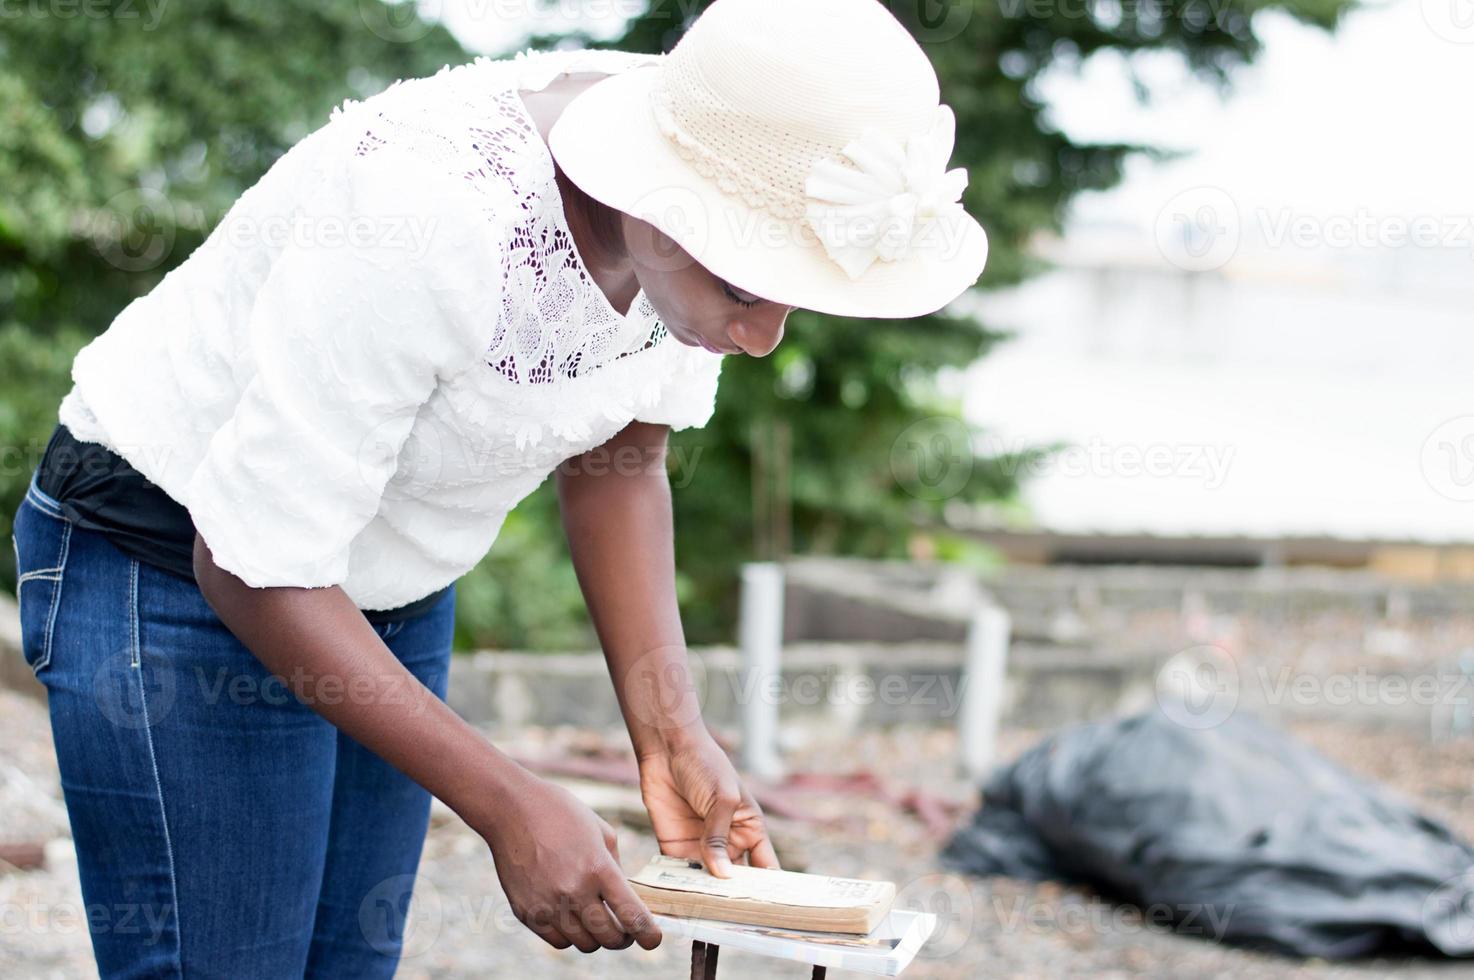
[628,855,896,935]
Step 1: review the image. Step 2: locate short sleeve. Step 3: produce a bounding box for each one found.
[633,345,727,432]
[183,148,496,589]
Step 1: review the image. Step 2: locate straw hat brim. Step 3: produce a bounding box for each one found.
[547,65,989,320]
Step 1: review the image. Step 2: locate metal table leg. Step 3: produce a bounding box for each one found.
[689,939,826,978]
[690,940,720,979]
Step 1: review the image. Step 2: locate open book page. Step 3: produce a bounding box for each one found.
[630,855,894,910]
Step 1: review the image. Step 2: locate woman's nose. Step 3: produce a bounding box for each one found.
[728,307,791,357]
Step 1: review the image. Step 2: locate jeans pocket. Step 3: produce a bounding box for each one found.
[14,485,73,677]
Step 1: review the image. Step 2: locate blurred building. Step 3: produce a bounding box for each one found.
[956,220,1474,580]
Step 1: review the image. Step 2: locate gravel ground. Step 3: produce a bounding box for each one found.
[3,687,1473,979]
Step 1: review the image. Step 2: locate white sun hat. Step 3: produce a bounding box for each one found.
[546,0,989,320]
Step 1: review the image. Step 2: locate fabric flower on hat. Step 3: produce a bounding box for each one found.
[803,104,969,280]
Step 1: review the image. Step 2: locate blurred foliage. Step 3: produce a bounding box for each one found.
[0,0,1352,649]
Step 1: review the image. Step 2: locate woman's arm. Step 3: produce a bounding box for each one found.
[192,533,660,953]
[555,420,780,877]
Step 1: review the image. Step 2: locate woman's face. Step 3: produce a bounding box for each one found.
[621,213,794,358]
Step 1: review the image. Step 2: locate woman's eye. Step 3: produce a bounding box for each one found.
[722,283,759,308]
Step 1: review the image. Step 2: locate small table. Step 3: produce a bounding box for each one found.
[690,940,826,978]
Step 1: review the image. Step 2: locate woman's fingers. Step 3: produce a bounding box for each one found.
[579,896,633,950]
[601,866,663,950]
[749,830,781,869]
[559,914,601,954]
[520,891,649,953]
[740,791,781,869]
[518,907,573,951]
[602,817,622,861]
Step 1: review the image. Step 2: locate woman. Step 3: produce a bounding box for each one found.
[11,0,988,975]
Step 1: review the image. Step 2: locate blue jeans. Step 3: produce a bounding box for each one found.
[11,469,456,979]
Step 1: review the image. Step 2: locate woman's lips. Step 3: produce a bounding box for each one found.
[678,325,735,355]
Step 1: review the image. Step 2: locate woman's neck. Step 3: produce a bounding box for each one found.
[520,79,640,316]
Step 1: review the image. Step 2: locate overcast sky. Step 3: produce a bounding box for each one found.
[1043,0,1474,235]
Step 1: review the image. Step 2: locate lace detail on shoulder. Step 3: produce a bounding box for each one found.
[330,47,673,388]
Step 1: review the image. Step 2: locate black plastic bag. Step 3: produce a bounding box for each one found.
[940,709,1474,958]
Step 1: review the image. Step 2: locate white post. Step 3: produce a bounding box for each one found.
[960,606,1011,783]
[739,562,786,782]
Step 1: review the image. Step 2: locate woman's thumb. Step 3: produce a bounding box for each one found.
[701,796,738,878]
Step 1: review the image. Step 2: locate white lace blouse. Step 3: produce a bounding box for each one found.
[57,46,726,612]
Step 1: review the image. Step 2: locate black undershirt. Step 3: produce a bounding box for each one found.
[35,421,451,625]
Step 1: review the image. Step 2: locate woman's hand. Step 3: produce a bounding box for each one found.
[638,726,780,876]
[475,768,662,953]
